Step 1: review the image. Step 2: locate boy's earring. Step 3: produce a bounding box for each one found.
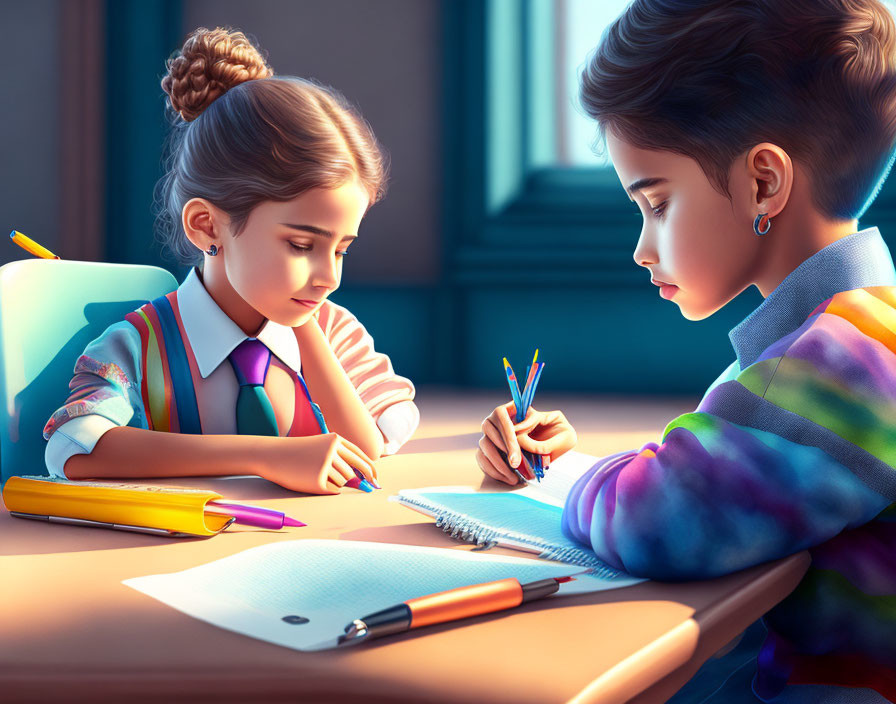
[753,213,771,236]
[206,244,218,256]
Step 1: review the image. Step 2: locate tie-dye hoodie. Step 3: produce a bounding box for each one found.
[561,226,896,700]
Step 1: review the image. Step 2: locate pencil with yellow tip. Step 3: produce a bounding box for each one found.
[9,230,60,260]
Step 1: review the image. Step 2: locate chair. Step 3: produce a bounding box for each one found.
[0,259,177,484]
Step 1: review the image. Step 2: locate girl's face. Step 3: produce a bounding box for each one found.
[606,130,762,320]
[222,180,369,327]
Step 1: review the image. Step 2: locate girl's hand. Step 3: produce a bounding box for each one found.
[476,401,577,485]
[262,433,377,494]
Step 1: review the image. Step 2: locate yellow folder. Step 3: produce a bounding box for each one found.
[2,476,233,537]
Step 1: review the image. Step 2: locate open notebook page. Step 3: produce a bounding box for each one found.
[391,451,627,575]
[514,450,604,507]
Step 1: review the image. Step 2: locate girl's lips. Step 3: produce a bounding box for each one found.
[292,298,321,308]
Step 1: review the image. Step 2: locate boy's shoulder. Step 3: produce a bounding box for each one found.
[733,284,896,402]
[799,284,896,347]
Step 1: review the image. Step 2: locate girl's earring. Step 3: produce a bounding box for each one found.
[753,213,771,236]
[206,244,218,256]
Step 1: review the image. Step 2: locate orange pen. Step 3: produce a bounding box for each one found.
[337,573,585,646]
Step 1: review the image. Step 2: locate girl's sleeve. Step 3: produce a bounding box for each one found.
[562,312,896,581]
[42,320,148,478]
[315,300,418,454]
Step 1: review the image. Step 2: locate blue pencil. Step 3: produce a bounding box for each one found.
[503,354,549,482]
[523,363,546,479]
[517,362,545,479]
[502,358,528,483]
[503,358,524,420]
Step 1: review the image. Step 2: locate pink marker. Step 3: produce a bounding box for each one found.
[205,501,306,530]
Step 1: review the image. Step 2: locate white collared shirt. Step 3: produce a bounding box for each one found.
[45,269,418,477]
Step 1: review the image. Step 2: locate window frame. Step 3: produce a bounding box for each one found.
[445,0,643,287]
[445,0,896,288]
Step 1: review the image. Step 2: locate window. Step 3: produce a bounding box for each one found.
[530,0,631,169]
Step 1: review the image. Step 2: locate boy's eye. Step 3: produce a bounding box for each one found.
[288,242,311,252]
[651,201,668,219]
[336,249,350,258]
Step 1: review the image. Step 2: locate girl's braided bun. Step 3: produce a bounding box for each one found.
[161,27,273,122]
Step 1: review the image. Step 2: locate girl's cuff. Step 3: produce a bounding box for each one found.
[376,400,420,455]
[44,414,119,478]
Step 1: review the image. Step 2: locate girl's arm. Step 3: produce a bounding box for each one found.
[44,320,375,493]
[294,315,385,460]
[63,426,376,494]
[315,300,418,454]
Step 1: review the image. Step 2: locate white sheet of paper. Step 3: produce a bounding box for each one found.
[516,450,601,506]
[123,539,644,651]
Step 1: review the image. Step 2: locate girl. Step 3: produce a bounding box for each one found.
[43,27,419,495]
[477,1,896,701]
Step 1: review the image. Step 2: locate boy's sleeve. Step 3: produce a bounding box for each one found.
[315,300,418,454]
[562,310,896,581]
[43,320,148,478]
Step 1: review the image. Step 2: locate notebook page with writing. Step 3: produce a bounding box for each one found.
[391,451,627,577]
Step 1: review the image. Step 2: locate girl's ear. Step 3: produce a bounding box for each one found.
[747,142,793,219]
[182,198,228,254]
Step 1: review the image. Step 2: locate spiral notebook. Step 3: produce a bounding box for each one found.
[391,451,629,579]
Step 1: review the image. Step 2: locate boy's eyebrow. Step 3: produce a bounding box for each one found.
[280,223,358,240]
[626,177,669,196]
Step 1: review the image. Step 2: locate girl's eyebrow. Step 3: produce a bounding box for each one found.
[626,177,669,197]
[280,223,358,240]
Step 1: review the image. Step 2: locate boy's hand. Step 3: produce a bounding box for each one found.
[262,433,377,494]
[476,401,577,485]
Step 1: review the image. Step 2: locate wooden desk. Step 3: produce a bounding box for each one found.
[0,392,809,704]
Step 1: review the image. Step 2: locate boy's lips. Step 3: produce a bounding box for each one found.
[651,278,679,300]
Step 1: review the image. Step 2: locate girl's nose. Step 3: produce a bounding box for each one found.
[311,251,340,289]
[633,227,657,268]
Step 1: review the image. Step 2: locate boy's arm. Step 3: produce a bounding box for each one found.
[563,318,896,580]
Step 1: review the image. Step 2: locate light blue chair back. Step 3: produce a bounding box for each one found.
[0,260,177,485]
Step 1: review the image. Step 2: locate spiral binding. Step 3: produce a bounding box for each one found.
[400,494,623,579]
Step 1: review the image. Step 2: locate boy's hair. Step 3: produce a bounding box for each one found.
[155,27,388,266]
[581,0,896,220]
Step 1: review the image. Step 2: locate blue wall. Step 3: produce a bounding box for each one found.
[6,0,896,397]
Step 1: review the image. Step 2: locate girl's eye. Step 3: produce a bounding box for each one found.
[336,249,350,258]
[651,201,668,219]
[289,242,311,253]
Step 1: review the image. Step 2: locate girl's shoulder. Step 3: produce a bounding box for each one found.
[84,318,144,363]
[313,299,368,339]
[314,298,358,324]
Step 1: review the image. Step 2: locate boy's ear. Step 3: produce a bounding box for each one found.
[182,198,228,254]
[747,142,793,219]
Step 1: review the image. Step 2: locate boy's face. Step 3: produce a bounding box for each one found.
[223,180,369,327]
[606,129,762,320]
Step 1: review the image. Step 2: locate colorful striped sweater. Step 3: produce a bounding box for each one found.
[560,227,896,701]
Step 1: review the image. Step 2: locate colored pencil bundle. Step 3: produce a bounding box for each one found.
[502,350,547,482]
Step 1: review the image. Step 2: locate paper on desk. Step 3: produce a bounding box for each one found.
[123,539,644,651]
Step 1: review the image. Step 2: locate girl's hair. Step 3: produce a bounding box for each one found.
[156,27,388,265]
[581,0,896,220]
